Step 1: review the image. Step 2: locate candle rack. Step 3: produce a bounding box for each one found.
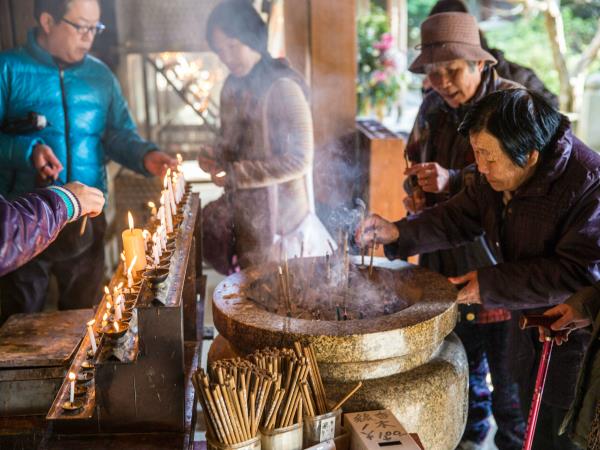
[46,189,203,436]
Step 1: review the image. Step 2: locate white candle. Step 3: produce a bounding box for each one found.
[142,229,150,247]
[162,190,173,233]
[121,252,127,276]
[68,372,76,404]
[152,235,160,265]
[116,293,125,313]
[166,169,176,212]
[148,201,157,217]
[127,255,137,288]
[114,299,122,321]
[87,319,97,353]
[172,173,180,204]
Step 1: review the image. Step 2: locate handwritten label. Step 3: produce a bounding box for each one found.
[319,416,336,442]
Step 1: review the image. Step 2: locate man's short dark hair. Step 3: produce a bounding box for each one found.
[458,89,564,167]
[34,0,75,22]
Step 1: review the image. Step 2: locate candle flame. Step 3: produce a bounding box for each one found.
[87,319,95,326]
[114,322,119,332]
[127,211,134,231]
[106,301,111,310]
[216,171,226,178]
[148,201,156,209]
[68,372,76,381]
[121,252,126,262]
[102,313,108,321]
[104,286,110,295]
[117,281,123,289]
[167,168,171,177]
[164,175,168,188]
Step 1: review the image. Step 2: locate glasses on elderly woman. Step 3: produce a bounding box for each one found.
[61,17,106,36]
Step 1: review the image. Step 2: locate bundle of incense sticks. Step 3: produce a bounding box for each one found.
[192,359,273,445]
[248,342,329,428]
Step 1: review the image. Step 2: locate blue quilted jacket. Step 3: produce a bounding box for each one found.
[0,29,155,198]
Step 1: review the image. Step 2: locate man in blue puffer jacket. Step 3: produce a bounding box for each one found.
[0,0,176,322]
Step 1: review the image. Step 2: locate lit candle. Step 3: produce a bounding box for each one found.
[148,201,157,217]
[114,299,122,321]
[172,172,180,204]
[121,252,127,276]
[152,234,160,265]
[142,229,150,247]
[102,312,108,328]
[166,169,176,212]
[87,319,97,353]
[127,255,138,288]
[158,225,167,250]
[162,190,173,233]
[117,292,125,314]
[69,372,76,404]
[121,212,147,273]
[103,285,111,302]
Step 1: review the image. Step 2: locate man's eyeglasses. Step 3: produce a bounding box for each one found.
[61,17,106,36]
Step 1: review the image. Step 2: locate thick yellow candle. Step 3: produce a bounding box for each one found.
[121,211,147,273]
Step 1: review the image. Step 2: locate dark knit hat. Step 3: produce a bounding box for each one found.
[409,12,496,73]
[206,0,268,55]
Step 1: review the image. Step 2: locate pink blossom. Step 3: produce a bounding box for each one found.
[373,33,393,51]
[372,70,388,84]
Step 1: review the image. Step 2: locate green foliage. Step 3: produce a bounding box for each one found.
[357,5,404,115]
[407,0,438,46]
[484,3,600,96]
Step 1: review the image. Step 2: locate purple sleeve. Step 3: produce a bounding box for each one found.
[0,189,68,276]
[384,185,485,260]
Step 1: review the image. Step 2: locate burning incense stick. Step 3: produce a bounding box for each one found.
[368,232,377,278]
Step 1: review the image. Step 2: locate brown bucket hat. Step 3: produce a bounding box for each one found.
[409,12,497,73]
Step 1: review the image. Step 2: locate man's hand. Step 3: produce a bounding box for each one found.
[143,150,178,177]
[449,271,482,304]
[64,182,105,217]
[405,162,450,193]
[197,145,217,173]
[403,187,426,214]
[356,214,400,247]
[211,169,228,187]
[32,144,63,181]
[538,303,592,345]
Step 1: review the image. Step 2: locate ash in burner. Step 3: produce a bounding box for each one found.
[246,257,415,321]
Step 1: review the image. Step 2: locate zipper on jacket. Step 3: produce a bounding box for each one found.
[59,69,71,181]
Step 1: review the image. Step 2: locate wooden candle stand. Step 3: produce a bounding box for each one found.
[41,192,205,444]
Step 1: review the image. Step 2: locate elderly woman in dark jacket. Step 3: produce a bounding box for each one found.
[359,89,600,450]
[199,0,332,273]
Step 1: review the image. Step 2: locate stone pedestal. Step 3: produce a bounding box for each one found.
[210,257,468,450]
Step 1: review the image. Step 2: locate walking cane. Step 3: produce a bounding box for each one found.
[519,314,558,450]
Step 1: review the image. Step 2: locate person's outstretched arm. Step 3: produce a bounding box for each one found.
[0,182,104,276]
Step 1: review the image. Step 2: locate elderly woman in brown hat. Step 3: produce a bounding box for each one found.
[402,12,525,450]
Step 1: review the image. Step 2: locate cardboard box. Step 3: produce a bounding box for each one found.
[344,410,421,450]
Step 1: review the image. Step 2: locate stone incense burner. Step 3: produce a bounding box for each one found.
[211,256,468,450]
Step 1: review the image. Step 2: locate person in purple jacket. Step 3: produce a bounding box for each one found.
[358,88,600,450]
[0,182,104,277]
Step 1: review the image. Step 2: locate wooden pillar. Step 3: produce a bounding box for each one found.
[284,0,357,207]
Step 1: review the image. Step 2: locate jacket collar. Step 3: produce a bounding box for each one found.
[514,119,573,198]
[25,28,86,69]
